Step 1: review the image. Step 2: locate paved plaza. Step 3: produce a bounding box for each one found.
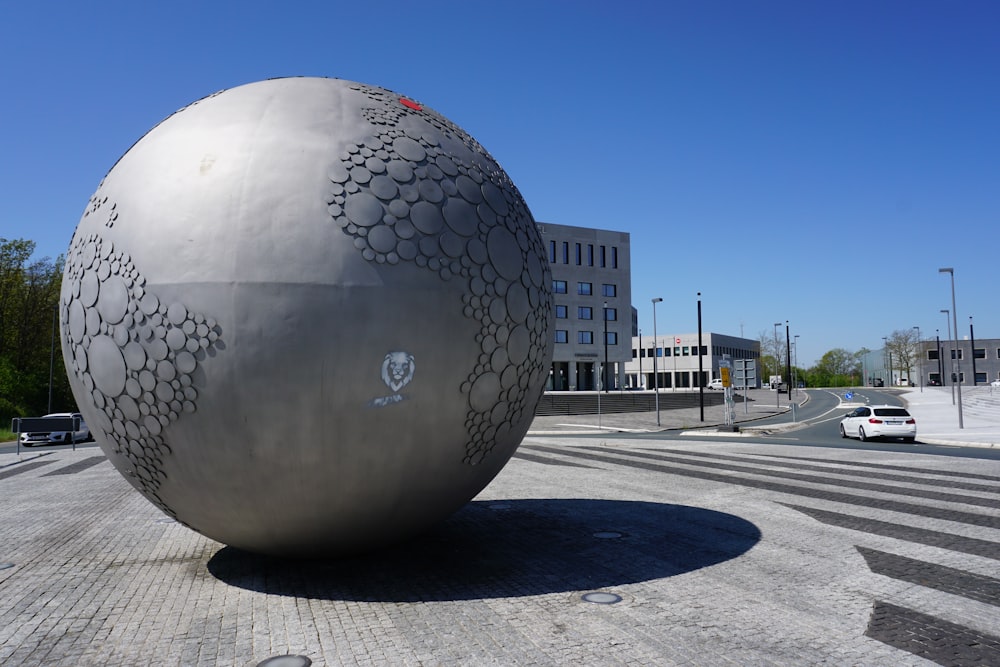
[1,386,998,666]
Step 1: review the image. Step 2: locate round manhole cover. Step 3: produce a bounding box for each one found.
[256,656,312,667]
[582,591,622,605]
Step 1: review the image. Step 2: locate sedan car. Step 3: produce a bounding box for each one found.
[840,405,916,442]
[19,413,91,446]
[992,379,1000,388]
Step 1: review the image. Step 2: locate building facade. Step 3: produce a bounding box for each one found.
[537,222,632,391]
[916,337,1000,386]
[624,333,761,390]
[858,338,1000,387]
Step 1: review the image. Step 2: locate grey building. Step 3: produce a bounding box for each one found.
[917,337,1000,386]
[859,337,1000,387]
[537,222,632,391]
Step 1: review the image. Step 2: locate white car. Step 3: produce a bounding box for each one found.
[992,379,1000,388]
[840,405,916,443]
[707,378,725,390]
[19,413,91,446]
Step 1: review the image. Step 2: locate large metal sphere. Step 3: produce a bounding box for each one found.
[60,77,553,557]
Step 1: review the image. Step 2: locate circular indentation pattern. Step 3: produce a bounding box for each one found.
[335,83,552,464]
[61,232,223,519]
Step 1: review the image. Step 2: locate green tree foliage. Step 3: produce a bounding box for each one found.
[0,238,72,423]
[808,348,861,387]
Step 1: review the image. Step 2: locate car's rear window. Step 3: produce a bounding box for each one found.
[873,408,910,417]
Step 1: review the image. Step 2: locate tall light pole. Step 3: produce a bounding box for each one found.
[939,267,964,428]
[785,320,791,400]
[970,316,978,386]
[793,334,800,393]
[603,301,609,393]
[638,329,643,389]
[935,329,943,387]
[652,297,662,426]
[913,326,922,392]
[697,293,704,422]
[941,309,954,404]
[882,336,889,386]
[773,322,781,408]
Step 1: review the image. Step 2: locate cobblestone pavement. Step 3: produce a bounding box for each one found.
[2,434,999,666]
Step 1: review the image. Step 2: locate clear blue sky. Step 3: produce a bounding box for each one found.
[2,0,997,367]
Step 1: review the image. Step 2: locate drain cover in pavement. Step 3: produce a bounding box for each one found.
[256,655,312,667]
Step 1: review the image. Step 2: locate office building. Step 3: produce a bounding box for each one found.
[537,222,631,391]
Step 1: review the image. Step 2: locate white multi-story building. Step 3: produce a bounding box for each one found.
[623,333,761,390]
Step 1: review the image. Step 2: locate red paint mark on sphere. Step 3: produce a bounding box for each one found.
[400,98,422,111]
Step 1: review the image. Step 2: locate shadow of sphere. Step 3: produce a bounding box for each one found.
[207,498,761,602]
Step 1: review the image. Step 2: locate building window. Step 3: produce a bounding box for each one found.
[604,307,617,321]
[975,372,987,383]
[973,348,986,359]
[950,349,964,360]
[578,306,593,320]
[555,330,568,344]
[927,349,939,360]
[553,280,567,294]
[600,245,606,267]
[682,346,690,356]
[561,242,569,264]
[549,240,556,263]
[663,347,671,357]
[577,282,592,295]
[602,283,616,297]
[575,243,582,265]
[587,244,594,266]
[632,348,637,359]
[605,332,618,345]
[578,331,594,344]
[612,246,618,269]
[555,305,567,319]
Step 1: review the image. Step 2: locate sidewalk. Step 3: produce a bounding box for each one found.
[899,384,1000,448]
[528,385,1000,448]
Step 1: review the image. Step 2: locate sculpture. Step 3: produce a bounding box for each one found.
[60,77,553,557]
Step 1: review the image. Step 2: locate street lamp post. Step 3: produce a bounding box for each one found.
[773,322,781,409]
[935,330,943,387]
[913,326,922,392]
[638,329,642,389]
[697,293,704,422]
[793,334,800,394]
[882,336,889,386]
[970,316,978,386]
[652,298,662,426]
[603,301,609,393]
[941,309,954,404]
[785,321,791,400]
[939,267,964,428]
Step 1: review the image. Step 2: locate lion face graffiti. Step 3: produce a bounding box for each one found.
[382,351,415,392]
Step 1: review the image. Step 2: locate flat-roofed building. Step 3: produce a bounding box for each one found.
[537,222,631,391]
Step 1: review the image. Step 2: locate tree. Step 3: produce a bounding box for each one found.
[812,348,861,387]
[0,238,70,422]
[885,329,919,384]
[757,329,786,381]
